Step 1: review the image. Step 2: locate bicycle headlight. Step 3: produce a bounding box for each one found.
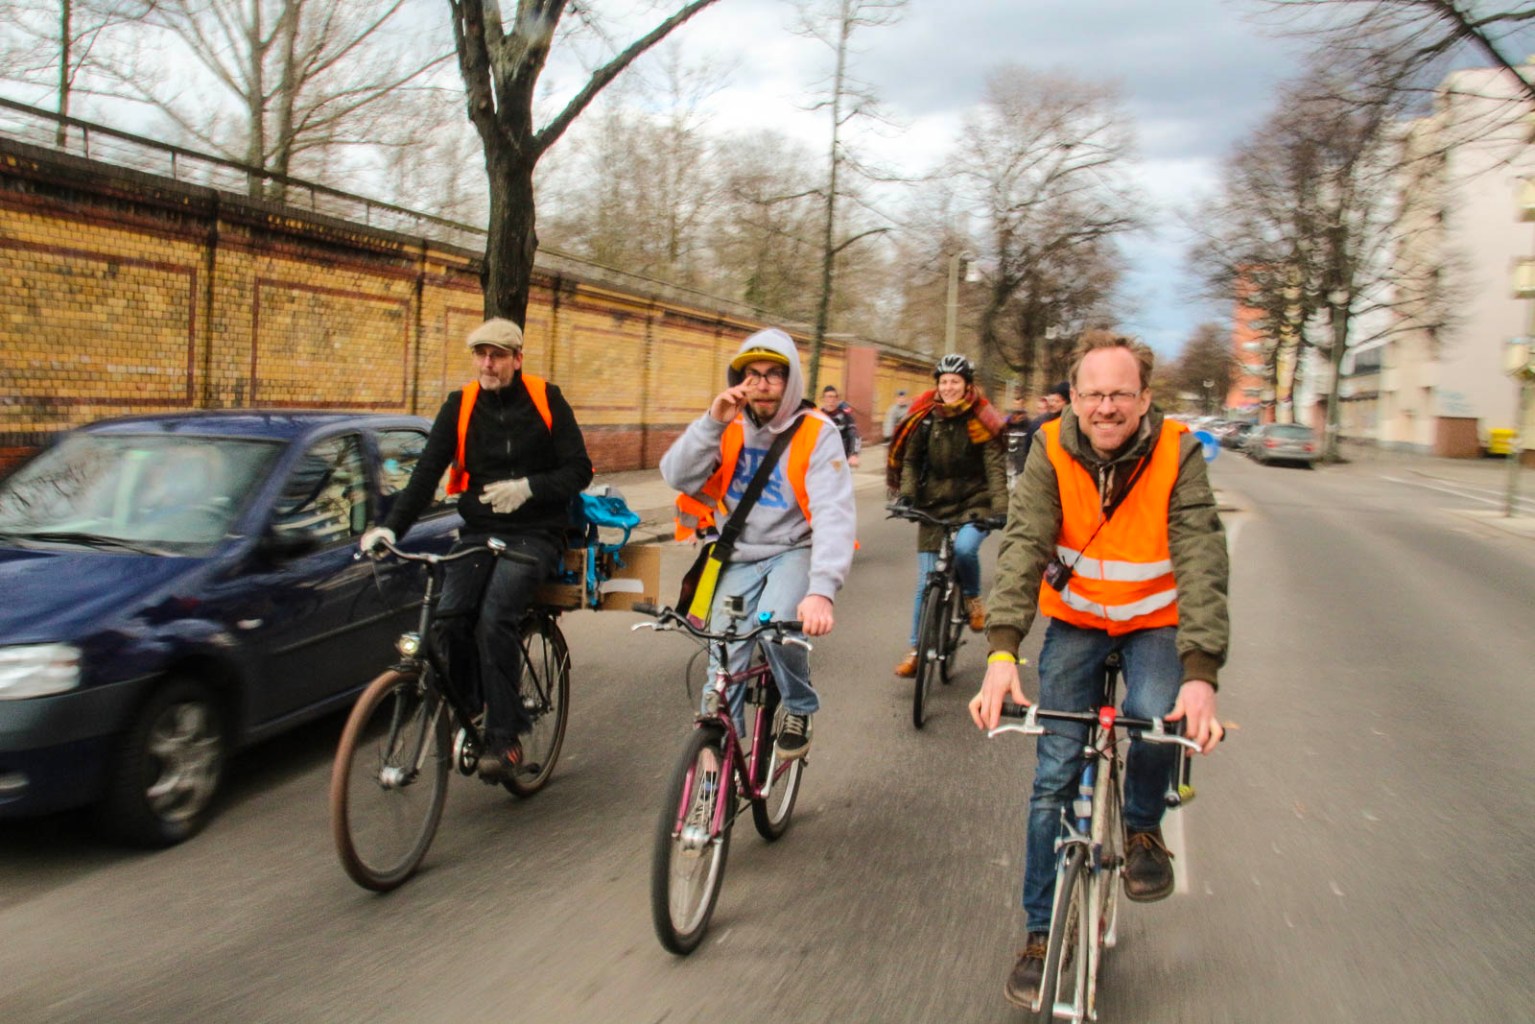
[0,644,82,699]
[395,632,422,658]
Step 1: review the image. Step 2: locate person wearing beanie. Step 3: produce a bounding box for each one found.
[358,317,592,782]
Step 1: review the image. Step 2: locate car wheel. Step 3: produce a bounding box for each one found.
[99,676,227,847]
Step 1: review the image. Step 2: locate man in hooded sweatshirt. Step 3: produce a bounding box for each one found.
[662,328,858,759]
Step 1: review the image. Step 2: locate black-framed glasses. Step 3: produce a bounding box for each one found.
[1076,389,1143,407]
[743,367,788,384]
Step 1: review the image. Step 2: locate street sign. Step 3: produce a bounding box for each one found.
[1194,429,1220,463]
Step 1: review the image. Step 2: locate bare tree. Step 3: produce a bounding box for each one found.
[1162,323,1239,414]
[83,1,452,198]
[949,66,1140,385]
[794,0,906,391]
[1188,61,1463,455]
[448,0,721,324]
[1261,0,1535,106]
[0,0,157,143]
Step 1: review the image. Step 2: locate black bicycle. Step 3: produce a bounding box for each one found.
[329,536,571,892]
[889,505,1002,728]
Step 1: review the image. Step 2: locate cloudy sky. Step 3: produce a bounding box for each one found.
[603,0,1323,358]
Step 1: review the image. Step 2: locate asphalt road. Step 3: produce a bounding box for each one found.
[4,453,1533,1023]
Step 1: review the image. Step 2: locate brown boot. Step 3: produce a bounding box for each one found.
[1003,932,1048,1009]
[1124,827,1175,901]
[967,595,986,632]
[894,650,919,677]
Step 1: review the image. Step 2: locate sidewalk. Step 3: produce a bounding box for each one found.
[1342,447,1535,540]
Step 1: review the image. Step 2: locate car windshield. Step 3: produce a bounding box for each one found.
[1269,425,1313,439]
[0,433,282,552]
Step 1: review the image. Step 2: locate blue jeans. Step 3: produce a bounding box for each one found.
[705,547,819,721]
[1022,620,1183,933]
[908,523,989,646]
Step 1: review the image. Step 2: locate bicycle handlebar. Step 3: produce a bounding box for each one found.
[989,701,1204,753]
[357,535,539,567]
[886,504,1005,531]
[630,602,808,648]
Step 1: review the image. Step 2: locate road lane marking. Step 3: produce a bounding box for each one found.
[1167,806,1189,894]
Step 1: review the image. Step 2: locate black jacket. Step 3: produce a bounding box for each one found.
[385,372,593,540]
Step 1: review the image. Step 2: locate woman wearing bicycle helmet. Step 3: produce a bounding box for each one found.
[886,352,1009,677]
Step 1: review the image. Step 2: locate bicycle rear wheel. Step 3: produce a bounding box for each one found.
[504,613,571,797]
[1041,844,1091,1021]
[330,669,450,892]
[938,579,966,684]
[751,680,804,841]
[912,579,944,728]
[652,725,735,955]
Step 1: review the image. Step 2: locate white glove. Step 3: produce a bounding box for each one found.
[481,478,532,514]
[359,526,395,555]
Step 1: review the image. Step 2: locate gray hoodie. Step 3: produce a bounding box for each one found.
[660,328,858,602]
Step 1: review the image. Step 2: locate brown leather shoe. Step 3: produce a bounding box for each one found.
[967,595,986,632]
[894,651,919,677]
[1003,932,1048,1009]
[1124,827,1175,901]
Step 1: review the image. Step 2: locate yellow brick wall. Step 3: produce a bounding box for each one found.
[0,148,933,472]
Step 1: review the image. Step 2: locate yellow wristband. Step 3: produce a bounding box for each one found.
[987,651,1018,665]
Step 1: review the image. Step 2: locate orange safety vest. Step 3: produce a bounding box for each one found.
[445,376,553,496]
[1037,418,1186,635]
[674,415,825,542]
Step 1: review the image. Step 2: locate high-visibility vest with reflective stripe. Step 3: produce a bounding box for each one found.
[673,414,824,541]
[445,376,553,496]
[1037,417,1186,634]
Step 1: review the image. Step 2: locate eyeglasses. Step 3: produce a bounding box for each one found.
[1075,389,1143,407]
[743,367,788,384]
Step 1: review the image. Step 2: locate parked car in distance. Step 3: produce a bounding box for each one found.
[1245,423,1319,467]
[0,411,461,845]
[1220,421,1255,450]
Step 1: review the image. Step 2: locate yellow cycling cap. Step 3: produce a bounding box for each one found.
[729,347,791,372]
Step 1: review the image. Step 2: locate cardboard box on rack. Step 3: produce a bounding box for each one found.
[533,548,586,610]
[596,544,661,612]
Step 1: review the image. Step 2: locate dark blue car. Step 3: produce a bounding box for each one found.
[0,412,461,845]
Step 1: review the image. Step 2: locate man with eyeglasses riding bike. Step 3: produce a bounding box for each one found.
[968,329,1229,1010]
[662,328,857,760]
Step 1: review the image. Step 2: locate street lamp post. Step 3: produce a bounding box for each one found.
[945,251,975,355]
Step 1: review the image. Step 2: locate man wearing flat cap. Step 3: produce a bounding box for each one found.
[361,317,592,781]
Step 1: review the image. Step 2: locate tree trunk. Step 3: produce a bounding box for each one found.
[482,143,538,325]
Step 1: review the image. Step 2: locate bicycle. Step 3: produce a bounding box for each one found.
[632,598,810,955]
[329,535,571,892]
[888,504,1002,728]
[987,654,1205,1022]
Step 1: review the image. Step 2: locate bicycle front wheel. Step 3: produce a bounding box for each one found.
[1041,844,1092,1021]
[751,688,804,841]
[330,670,450,892]
[504,613,571,797]
[652,725,734,955]
[938,579,966,685]
[912,580,944,728]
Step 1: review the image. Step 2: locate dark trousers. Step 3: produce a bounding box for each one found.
[434,532,561,750]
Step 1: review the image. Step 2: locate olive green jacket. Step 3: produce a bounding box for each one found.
[984,405,1230,685]
[898,412,1009,552]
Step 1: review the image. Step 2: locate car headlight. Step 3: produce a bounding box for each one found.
[0,644,83,699]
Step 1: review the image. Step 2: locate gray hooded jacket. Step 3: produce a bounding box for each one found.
[660,328,858,602]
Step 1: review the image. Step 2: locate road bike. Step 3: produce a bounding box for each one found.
[987,654,1204,1021]
[633,599,810,955]
[888,505,1002,728]
[329,536,571,892]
